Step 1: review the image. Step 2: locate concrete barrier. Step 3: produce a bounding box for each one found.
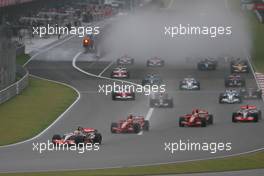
[0,65,29,104]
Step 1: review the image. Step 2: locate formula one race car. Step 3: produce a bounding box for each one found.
[179,109,213,127]
[117,55,134,65]
[240,88,262,99]
[112,88,135,100]
[219,89,242,104]
[111,67,129,78]
[230,59,249,73]
[142,74,162,86]
[197,58,217,71]
[179,77,200,90]
[83,35,95,53]
[111,115,149,133]
[149,92,173,108]
[232,105,261,122]
[52,127,102,146]
[146,57,164,67]
[225,74,246,87]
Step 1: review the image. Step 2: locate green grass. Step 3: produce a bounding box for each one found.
[1,151,264,176]
[0,77,77,145]
[16,54,31,66]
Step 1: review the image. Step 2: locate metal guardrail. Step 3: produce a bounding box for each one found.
[0,65,29,104]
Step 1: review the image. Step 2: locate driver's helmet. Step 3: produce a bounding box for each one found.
[192,109,199,114]
[77,126,84,131]
[127,114,133,120]
[73,130,80,135]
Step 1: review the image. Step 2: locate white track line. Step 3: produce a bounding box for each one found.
[0,74,80,148]
[138,108,154,135]
[0,34,81,148]
[98,60,115,77]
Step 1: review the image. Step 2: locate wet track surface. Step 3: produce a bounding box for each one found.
[0,0,263,173]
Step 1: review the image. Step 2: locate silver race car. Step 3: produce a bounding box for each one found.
[117,55,134,65]
[146,57,164,67]
[179,77,200,90]
[149,93,173,108]
[219,89,242,104]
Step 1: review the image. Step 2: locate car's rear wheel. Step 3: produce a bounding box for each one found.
[111,123,118,133]
[179,117,185,127]
[94,133,102,144]
[208,115,213,124]
[232,113,237,123]
[52,134,61,140]
[201,119,207,127]
[133,123,141,133]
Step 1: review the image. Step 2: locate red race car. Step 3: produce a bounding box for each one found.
[111,115,149,133]
[112,88,135,100]
[110,67,129,78]
[232,105,261,122]
[179,109,213,127]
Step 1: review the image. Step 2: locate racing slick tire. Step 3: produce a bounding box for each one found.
[94,133,102,144]
[253,113,259,122]
[112,93,116,100]
[131,93,136,100]
[133,123,141,133]
[143,120,150,131]
[201,119,207,127]
[179,117,185,127]
[218,95,224,104]
[52,134,61,141]
[208,114,213,124]
[111,123,118,133]
[232,113,237,123]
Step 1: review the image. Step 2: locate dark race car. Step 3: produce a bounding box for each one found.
[240,88,262,99]
[112,88,135,100]
[179,77,200,90]
[179,109,213,127]
[83,35,95,53]
[197,58,217,71]
[111,115,149,134]
[146,57,164,67]
[117,55,134,65]
[219,89,242,104]
[149,92,173,108]
[110,67,129,79]
[142,74,162,86]
[52,127,102,146]
[230,59,249,73]
[232,105,261,122]
[225,74,246,87]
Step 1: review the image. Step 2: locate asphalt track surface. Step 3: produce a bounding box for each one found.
[0,0,264,174]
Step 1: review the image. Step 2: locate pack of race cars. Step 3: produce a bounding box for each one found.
[51,55,263,146]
